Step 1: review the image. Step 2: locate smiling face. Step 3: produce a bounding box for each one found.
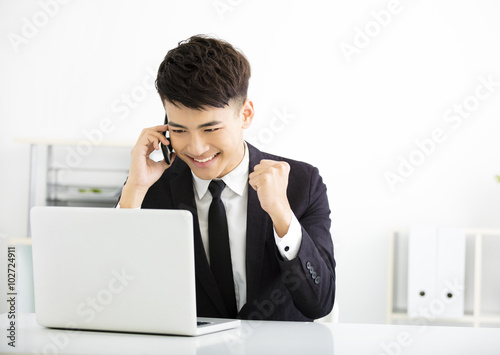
[165,99,254,180]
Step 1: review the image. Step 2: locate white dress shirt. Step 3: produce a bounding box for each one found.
[118,143,302,311]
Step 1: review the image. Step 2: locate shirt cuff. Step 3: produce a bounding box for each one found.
[115,203,140,210]
[273,214,302,261]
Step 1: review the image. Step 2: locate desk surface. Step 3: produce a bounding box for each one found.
[1,313,500,354]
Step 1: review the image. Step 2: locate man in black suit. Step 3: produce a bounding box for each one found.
[118,35,335,321]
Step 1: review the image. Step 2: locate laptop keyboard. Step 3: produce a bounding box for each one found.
[197,321,212,327]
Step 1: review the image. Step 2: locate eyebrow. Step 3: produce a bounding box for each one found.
[168,120,223,129]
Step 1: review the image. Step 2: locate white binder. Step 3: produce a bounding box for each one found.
[436,228,466,318]
[407,226,437,317]
[407,227,465,318]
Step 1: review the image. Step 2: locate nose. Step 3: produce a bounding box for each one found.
[187,133,209,157]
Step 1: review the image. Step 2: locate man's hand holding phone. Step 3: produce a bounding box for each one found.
[118,124,175,208]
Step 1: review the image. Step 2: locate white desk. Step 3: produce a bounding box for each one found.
[1,313,500,354]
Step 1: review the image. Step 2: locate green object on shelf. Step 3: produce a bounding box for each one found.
[77,188,103,194]
[496,175,500,183]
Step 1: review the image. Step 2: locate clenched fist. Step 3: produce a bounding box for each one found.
[249,159,293,238]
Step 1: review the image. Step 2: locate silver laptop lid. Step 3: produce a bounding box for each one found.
[30,206,199,335]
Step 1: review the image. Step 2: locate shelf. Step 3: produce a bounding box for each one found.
[18,140,131,235]
[48,167,129,173]
[47,185,121,203]
[47,197,120,203]
[387,229,500,328]
[47,183,124,190]
[479,318,500,324]
[8,237,32,246]
[389,311,477,323]
[389,311,500,325]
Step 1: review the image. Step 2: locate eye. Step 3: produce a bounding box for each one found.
[205,128,220,132]
[171,129,186,134]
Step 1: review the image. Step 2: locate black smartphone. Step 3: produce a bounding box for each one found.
[160,113,173,164]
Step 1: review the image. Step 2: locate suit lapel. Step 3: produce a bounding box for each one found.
[245,143,270,302]
[169,160,228,316]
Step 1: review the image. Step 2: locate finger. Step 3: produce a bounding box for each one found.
[256,160,290,176]
[149,124,169,133]
[146,134,160,151]
[250,164,265,176]
[249,169,263,180]
[144,131,169,150]
[248,173,258,188]
[250,164,271,178]
[252,159,279,174]
[138,125,166,139]
[249,173,267,190]
[139,125,169,142]
[248,178,259,191]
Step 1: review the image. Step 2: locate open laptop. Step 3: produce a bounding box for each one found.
[30,206,241,336]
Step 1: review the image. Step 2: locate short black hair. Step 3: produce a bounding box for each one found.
[155,35,251,110]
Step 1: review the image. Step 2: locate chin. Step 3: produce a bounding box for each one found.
[191,167,221,181]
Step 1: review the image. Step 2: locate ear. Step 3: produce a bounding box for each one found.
[240,99,254,129]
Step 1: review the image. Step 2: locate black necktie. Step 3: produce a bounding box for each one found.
[208,180,237,318]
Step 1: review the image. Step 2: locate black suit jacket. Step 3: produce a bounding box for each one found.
[140,143,335,321]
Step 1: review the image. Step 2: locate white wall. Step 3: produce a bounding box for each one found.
[1,0,500,323]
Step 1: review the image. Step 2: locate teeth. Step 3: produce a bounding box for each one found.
[193,154,216,163]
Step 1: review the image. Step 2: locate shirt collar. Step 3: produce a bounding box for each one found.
[192,142,249,199]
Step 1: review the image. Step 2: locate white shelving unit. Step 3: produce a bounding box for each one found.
[16,138,134,236]
[386,228,500,328]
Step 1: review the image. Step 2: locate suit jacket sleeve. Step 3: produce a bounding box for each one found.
[277,166,335,319]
